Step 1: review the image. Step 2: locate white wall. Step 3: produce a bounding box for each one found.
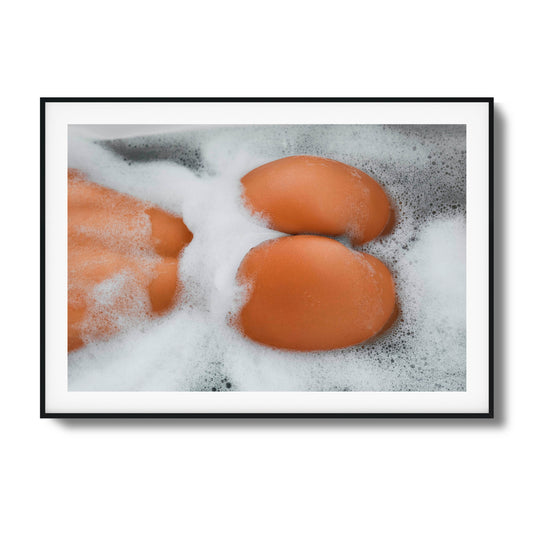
[1,1,527,532]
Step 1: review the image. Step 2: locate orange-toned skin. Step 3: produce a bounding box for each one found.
[241,155,391,245]
[68,169,193,352]
[236,235,395,351]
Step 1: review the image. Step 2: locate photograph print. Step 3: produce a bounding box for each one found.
[41,99,492,416]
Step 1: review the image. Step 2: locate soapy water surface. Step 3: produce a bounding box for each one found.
[68,124,466,391]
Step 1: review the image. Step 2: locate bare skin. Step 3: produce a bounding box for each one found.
[68,159,395,354]
[68,169,193,352]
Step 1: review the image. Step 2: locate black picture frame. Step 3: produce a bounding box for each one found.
[41,97,494,419]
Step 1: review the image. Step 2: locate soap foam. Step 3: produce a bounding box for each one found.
[68,124,466,391]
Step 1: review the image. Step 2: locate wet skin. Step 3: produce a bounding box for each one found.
[68,156,395,352]
[68,169,193,351]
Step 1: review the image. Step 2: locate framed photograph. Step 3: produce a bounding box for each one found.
[41,97,493,418]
